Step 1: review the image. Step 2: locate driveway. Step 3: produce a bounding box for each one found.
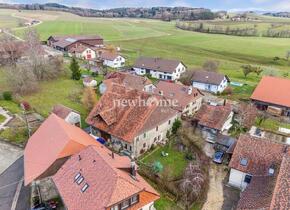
[0,156,30,210]
[0,141,23,174]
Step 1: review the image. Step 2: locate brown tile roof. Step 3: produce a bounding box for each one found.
[24,114,98,185]
[52,104,78,119]
[134,57,183,73]
[229,134,287,176]
[154,80,202,112]
[270,154,290,210]
[49,35,103,42]
[99,52,120,61]
[191,70,229,85]
[68,45,91,53]
[53,146,159,210]
[251,76,290,108]
[104,72,152,92]
[194,104,232,130]
[86,84,178,143]
[237,176,277,210]
[237,103,258,129]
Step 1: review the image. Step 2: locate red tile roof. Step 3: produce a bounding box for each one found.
[100,52,121,61]
[229,134,287,176]
[191,70,229,85]
[24,114,98,185]
[154,80,202,112]
[52,104,78,120]
[53,146,159,210]
[251,76,290,108]
[237,176,277,210]
[104,72,152,92]
[194,104,232,130]
[270,155,290,210]
[86,84,178,143]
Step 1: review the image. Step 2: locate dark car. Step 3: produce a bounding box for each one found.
[213,151,224,164]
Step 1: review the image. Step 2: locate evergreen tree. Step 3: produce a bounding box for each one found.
[70,57,81,80]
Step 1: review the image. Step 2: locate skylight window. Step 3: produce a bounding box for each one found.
[81,183,89,192]
[240,158,248,166]
[74,172,81,181]
[76,176,84,185]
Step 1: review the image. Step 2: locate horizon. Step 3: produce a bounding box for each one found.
[2,0,290,12]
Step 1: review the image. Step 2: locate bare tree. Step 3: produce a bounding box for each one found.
[82,87,97,111]
[203,60,219,72]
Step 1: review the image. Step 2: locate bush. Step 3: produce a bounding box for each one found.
[2,91,12,101]
[172,119,182,135]
[223,86,233,95]
[20,101,31,111]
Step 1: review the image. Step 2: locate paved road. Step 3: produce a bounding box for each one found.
[0,141,22,174]
[0,156,30,210]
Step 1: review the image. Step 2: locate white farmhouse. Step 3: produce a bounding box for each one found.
[100,52,125,68]
[133,57,186,81]
[191,70,230,94]
[68,45,96,60]
[52,104,81,127]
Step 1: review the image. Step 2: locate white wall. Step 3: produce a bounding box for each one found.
[103,56,125,68]
[228,168,249,190]
[65,112,81,127]
[141,201,156,210]
[221,111,234,132]
[182,97,203,116]
[132,114,179,157]
[192,76,228,94]
[133,62,186,81]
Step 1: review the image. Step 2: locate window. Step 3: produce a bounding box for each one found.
[76,176,84,185]
[244,175,252,184]
[158,135,161,140]
[111,205,119,210]
[154,137,157,142]
[143,143,146,148]
[74,172,81,181]
[124,144,127,149]
[129,146,132,151]
[136,137,139,142]
[168,120,171,125]
[81,183,89,192]
[131,195,138,204]
[121,200,130,209]
[143,133,146,138]
[156,126,158,131]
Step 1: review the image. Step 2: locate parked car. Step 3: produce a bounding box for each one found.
[213,151,224,164]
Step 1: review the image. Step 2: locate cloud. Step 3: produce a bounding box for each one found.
[272,0,290,11]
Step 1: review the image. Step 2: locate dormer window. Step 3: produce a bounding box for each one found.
[76,176,84,185]
[131,194,139,204]
[121,200,130,209]
[74,172,81,181]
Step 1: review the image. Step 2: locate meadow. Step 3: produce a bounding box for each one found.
[0,9,289,113]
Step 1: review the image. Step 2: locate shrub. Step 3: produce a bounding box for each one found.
[172,119,182,135]
[2,91,12,101]
[20,101,31,111]
[223,86,233,95]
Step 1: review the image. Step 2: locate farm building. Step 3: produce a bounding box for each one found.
[86,83,179,157]
[251,76,290,117]
[47,35,103,52]
[191,70,230,94]
[133,57,186,81]
[68,45,96,60]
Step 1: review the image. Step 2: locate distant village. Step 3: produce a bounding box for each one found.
[0,31,289,210]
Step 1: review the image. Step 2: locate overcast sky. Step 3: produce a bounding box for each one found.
[2,0,290,11]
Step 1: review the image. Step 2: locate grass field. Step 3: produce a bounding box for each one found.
[0,9,289,109]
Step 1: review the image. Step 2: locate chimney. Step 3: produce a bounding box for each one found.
[159,90,163,96]
[188,86,192,95]
[130,161,137,178]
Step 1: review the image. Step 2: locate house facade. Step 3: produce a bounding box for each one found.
[86,84,179,157]
[68,46,97,60]
[194,104,233,142]
[251,76,290,117]
[191,70,230,94]
[133,57,186,81]
[100,53,125,68]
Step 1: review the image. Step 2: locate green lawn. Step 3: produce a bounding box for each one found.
[0,100,22,114]
[0,114,5,124]
[255,117,290,132]
[141,144,188,178]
